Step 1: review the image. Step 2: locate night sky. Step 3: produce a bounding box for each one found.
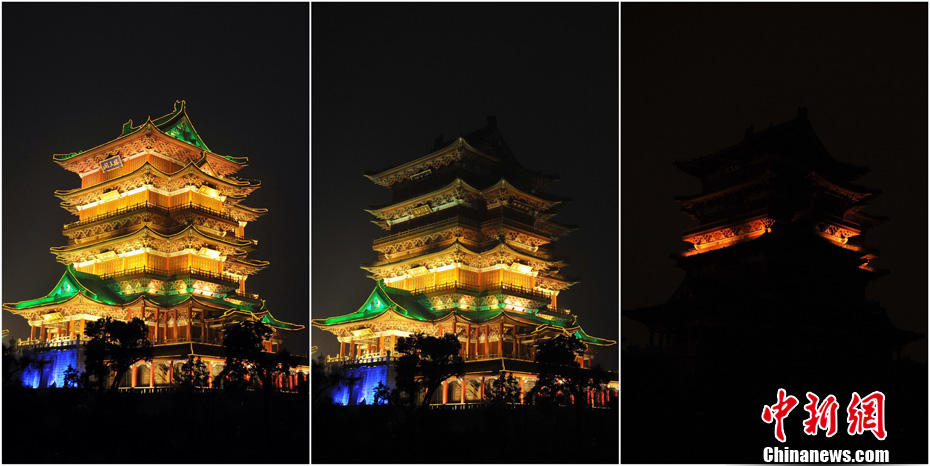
[2,4,309,353]
[311,3,620,371]
[622,3,928,363]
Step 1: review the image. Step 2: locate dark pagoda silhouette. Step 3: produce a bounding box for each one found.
[622,108,926,463]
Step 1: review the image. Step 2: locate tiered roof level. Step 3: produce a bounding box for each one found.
[5,101,303,361]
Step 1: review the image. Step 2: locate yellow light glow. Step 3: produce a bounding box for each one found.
[198,247,221,259]
[352,328,375,338]
[407,266,428,277]
[99,190,120,202]
[198,185,221,198]
[95,251,118,261]
[121,249,145,258]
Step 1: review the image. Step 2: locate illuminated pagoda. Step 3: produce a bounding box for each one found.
[313,117,616,405]
[4,101,306,389]
[624,108,919,377]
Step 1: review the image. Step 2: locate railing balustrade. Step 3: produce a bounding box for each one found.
[64,200,243,229]
[324,352,398,365]
[408,281,550,300]
[97,265,239,283]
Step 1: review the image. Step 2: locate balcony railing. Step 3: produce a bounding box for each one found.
[408,281,551,300]
[373,216,480,247]
[97,265,239,283]
[325,352,398,365]
[542,306,571,315]
[65,201,242,230]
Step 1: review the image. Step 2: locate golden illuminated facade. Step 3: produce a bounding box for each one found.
[4,101,305,389]
[314,117,616,405]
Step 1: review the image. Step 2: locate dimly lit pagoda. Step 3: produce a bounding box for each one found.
[622,108,923,461]
[4,101,306,389]
[624,108,918,370]
[313,117,616,405]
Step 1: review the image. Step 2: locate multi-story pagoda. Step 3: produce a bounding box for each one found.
[4,101,305,389]
[621,109,923,462]
[625,108,918,368]
[313,117,616,406]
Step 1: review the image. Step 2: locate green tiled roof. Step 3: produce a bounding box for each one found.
[122,100,211,152]
[54,101,241,163]
[260,314,305,331]
[311,281,614,346]
[312,280,438,326]
[4,264,124,309]
[572,327,616,346]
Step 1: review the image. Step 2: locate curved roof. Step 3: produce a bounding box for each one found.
[3,266,302,334]
[362,240,564,273]
[50,223,257,257]
[53,101,248,166]
[54,159,260,202]
[3,264,125,310]
[312,281,612,347]
[312,280,440,326]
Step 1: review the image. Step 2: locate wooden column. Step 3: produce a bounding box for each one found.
[479,376,485,401]
[442,380,448,405]
[339,340,345,357]
[154,308,160,343]
[519,377,525,404]
[498,321,503,357]
[378,335,384,356]
[474,326,479,357]
[68,320,74,339]
[187,304,192,342]
[207,361,214,388]
[168,362,174,385]
[149,361,155,388]
[40,322,45,343]
[127,308,132,321]
[131,364,137,388]
[465,325,471,359]
[30,324,35,341]
[484,324,489,356]
[513,326,518,358]
[173,309,178,342]
[460,378,466,404]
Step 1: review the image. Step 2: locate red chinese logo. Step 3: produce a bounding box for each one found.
[761,388,799,443]
[847,391,887,440]
[802,392,839,437]
[762,390,887,442]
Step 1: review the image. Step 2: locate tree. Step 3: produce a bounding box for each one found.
[529,335,610,409]
[83,317,153,390]
[372,381,399,405]
[251,348,298,394]
[489,371,521,405]
[214,320,272,391]
[63,364,86,388]
[393,332,464,407]
[177,355,209,389]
